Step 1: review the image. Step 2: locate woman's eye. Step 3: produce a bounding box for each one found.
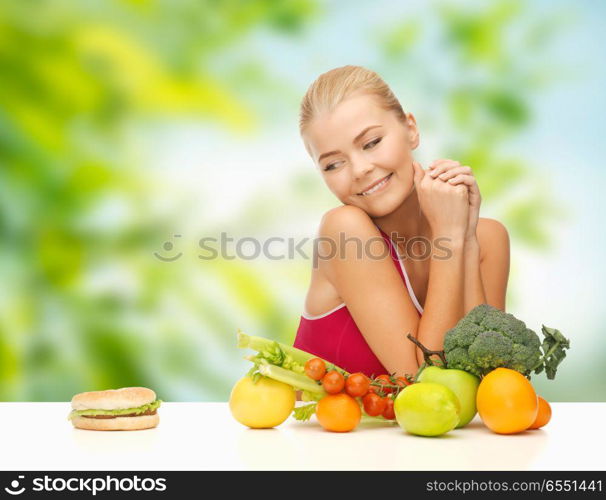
[363,137,382,150]
[323,162,339,172]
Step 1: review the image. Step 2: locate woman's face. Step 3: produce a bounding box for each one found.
[303,92,419,218]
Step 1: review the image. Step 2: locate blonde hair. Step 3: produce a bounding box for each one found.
[299,65,406,135]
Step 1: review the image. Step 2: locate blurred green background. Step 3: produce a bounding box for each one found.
[1,0,604,402]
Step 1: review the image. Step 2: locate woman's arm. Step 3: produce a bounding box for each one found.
[318,205,421,377]
[411,161,470,366]
[415,235,466,365]
[476,218,510,311]
[463,237,487,314]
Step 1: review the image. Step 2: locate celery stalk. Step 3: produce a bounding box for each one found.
[257,362,326,396]
[237,330,318,365]
[237,330,348,374]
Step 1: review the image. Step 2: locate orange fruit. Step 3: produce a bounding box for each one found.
[528,396,552,429]
[316,393,361,432]
[476,368,538,434]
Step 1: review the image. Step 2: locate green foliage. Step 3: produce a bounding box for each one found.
[377,21,421,59]
[0,0,316,401]
[533,325,571,380]
[293,403,317,421]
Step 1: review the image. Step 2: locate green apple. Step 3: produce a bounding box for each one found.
[394,383,460,437]
[416,365,480,428]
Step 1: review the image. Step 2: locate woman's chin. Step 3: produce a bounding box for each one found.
[356,187,412,218]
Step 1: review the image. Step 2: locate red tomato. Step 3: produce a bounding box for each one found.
[304,358,326,381]
[395,376,413,389]
[382,397,395,420]
[322,370,345,394]
[345,373,370,398]
[374,374,393,394]
[362,393,386,417]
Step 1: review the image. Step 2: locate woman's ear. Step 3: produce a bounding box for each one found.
[405,112,420,150]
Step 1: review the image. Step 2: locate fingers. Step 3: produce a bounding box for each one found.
[428,158,456,170]
[446,173,476,187]
[412,160,424,185]
[428,159,460,178]
[447,174,481,203]
[438,166,472,181]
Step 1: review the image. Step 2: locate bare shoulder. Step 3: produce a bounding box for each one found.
[476,217,510,259]
[318,205,379,238]
[304,206,386,316]
[315,205,390,284]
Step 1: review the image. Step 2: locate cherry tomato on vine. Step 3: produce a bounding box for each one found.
[382,397,396,420]
[345,373,370,398]
[375,374,393,394]
[395,376,413,389]
[362,393,386,417]
[304,358,326,381]
[322,370,345,394]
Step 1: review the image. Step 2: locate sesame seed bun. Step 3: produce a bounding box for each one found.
[71,413,159,431]
[71,387,157,411]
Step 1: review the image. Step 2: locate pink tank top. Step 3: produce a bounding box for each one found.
[293,228,424,377]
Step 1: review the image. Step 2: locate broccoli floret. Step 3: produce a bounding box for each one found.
[480,310,528,344]
[509,338,542,374]
[444,321,484,350]
[524,328,542,351]
[464,303,494,325]
[443,304,568,379]
[442,328,458,353]
[468,331,513,371]
[443,346,482,377]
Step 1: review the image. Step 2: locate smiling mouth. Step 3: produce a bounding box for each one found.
[357,173,393,196]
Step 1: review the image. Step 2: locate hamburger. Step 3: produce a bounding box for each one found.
[69,387,161,431]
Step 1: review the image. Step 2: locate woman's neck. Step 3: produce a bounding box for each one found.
[372,186,430,243]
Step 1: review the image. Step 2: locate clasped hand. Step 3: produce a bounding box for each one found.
[412,159,481,241]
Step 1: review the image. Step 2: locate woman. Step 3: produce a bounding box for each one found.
[293,66,510,378]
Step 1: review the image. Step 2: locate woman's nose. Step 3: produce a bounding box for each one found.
[352,158,374,179]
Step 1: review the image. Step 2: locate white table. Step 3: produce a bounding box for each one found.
[0,402,603,471]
